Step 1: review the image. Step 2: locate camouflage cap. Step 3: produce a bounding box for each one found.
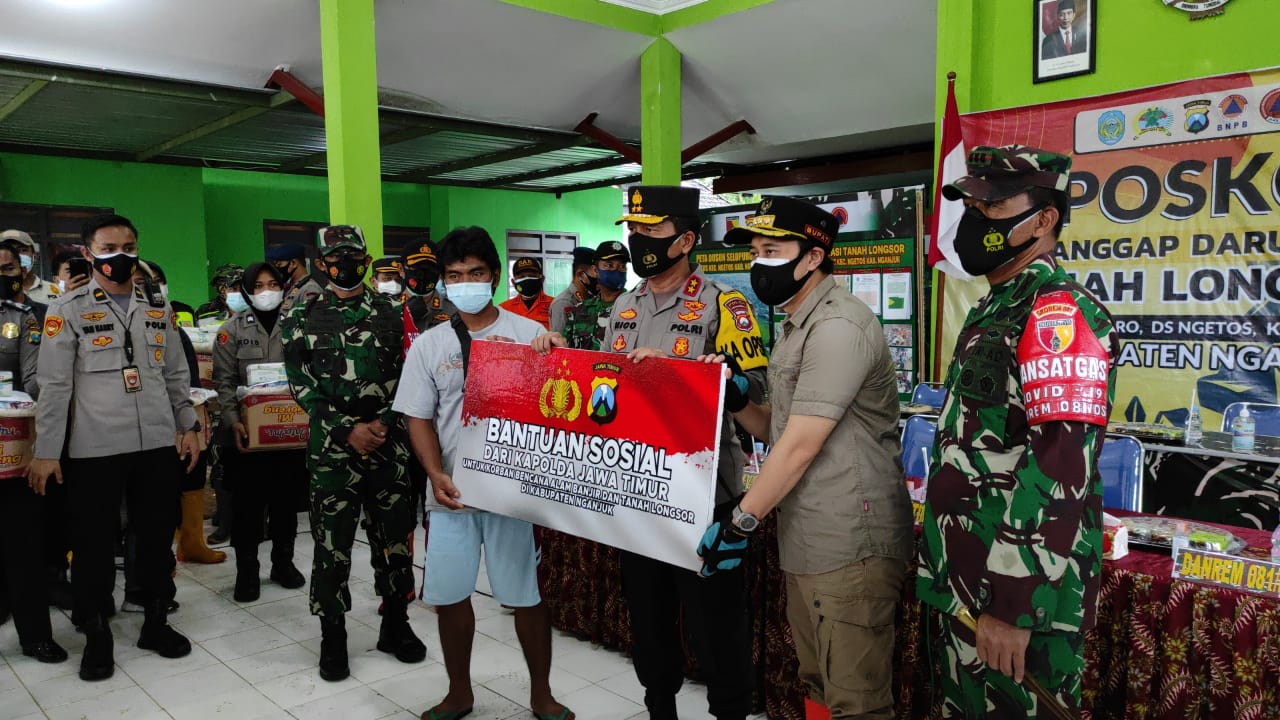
[317,224,366,255]
[942,145,1072,203]
[210,262,244,287]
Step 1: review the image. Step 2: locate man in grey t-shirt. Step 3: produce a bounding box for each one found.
[392,226,574,720]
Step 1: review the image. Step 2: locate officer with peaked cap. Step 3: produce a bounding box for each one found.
[705,195,913,718]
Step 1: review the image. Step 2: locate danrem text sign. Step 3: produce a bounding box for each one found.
[1173,548,1280,598]
[453,341,724,571]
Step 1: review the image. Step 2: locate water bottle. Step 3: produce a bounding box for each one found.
[1271,519,1280,563]
[1232,407,1256,452]
[1171,521,1189,561]
[1184,406,1202,446]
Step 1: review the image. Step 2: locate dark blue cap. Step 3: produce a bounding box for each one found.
[266,243,307,261]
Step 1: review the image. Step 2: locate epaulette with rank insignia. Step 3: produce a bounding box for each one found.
[682,274,703,298]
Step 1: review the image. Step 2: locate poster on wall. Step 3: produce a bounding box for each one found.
[1033,0,1096,83]
[701,189,925,399]
[937,67,1280,429]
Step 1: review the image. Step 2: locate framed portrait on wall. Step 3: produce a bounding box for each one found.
[1034,0,1096,83]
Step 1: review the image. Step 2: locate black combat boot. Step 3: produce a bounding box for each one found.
[136,600,192,658]
[318,615,349,681]
[79,616,114,681]
[376,594,426,663]
[234,552,261,603]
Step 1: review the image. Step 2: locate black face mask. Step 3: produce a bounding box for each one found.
[514,277,544,297]
[92,252,138,284]
[628,232,684,278]
[955,204,1046,276]
[324,254,367,291]
[0,275,21,301]
[273,262,294,278]
[750,254,814,307]
[404,267,439,296]
[579,271,598,294]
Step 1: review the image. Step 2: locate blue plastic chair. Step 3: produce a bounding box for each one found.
[911,382,947,409]
[901,414,937,480]
[1099,434,1144,511]
[1221,402,1280,437]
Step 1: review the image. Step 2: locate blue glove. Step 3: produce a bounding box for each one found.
[696,521,749,577]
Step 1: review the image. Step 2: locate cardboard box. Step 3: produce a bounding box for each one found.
[189,389,216,451]
[0,413,34,479]
[240,391,309,451]
[196,352,215,390]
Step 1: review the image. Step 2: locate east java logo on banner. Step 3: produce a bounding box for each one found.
[1017,291,1111,426]
[453,340,724,571]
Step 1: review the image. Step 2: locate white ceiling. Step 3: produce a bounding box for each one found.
[0,0,936,167]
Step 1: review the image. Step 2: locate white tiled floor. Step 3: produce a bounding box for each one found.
[0,518,765,720]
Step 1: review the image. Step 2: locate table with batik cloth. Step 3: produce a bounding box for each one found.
[536,518,1280,719]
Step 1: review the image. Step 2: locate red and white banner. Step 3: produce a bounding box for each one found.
[454,341,725,571]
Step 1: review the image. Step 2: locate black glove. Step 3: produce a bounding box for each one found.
[697,520,750,577]
[722,354,750,413]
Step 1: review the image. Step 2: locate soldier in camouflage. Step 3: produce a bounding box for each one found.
[917,146,1120,719]
[562,241,629,351]
[281,224,425,682]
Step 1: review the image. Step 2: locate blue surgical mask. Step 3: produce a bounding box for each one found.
[597,269,627,291]
[226,291,250,314]
[19,255,33,272]
[446,282,493,314]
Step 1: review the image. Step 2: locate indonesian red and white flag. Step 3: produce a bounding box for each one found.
[928,75,974,280]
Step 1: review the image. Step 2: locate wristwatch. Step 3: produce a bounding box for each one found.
[731,504,760,533]
[187,420,202,434]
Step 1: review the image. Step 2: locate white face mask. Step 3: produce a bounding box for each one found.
[250,290,283,312]
[225,291,250,314]
[376,280,403,296]
[55,279,66,294]
[159,283,169,301]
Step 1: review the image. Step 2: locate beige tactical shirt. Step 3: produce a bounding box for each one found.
[769,275,913,575]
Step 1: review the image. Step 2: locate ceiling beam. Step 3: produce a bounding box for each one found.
[394,137,587,183]
[480,155,633,188]
[0,58,274,107]
[0,79,48,124]
[277,125,444,173]
[265,68,325,117]
[542,163,730,195]
[135,91,297,162]
[387,108,581,145]
[712,146,933,194]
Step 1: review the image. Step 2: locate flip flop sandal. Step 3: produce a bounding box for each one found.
[422,707,472,720]
[531,707,574,720]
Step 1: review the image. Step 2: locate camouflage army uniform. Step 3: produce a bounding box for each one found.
[562,294,617,351]
[917,257,1120,718]
[281,287,414,617]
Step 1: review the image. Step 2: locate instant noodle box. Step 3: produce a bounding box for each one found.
[240,387,309,451]
[0,396,35,479]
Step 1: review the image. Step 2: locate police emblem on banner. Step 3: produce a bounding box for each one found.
[539,359,582,421]
[589,373,619,425]
[1183,99,1211,134]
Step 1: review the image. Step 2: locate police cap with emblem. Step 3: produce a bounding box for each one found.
[595,241,630,263]
[403,242,438,268]
[616,185,700,225]
[371,256,402,274]
[941,145,1072,203]
[723,195,839,252]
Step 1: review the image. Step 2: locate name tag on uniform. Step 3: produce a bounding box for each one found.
[122,365,142,393]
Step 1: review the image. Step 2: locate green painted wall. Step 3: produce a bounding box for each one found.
[0,151,208,301]
[431,185,624,300]
[1,151,620,306]
[939,0,1278,114]
[201,168,432,287]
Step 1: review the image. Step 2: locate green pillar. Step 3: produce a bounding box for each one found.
[640,37,681,185]
[318,0,384,258]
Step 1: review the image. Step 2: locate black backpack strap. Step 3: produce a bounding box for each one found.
[449,313,471,377]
